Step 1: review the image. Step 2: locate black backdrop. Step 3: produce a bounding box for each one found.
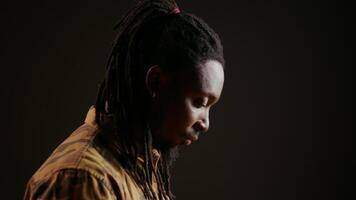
[0,0,352,199]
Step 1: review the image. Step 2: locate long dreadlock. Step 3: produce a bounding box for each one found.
[94,0,224,199]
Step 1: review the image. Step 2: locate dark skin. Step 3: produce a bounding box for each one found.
[146,59,225,149]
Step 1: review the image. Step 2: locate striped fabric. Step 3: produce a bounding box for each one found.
[24,106,170,200]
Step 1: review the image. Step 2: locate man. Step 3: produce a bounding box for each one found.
[24,0,225,199]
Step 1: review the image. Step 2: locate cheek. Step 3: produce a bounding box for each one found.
[168,102,197,147]
[180,99,199,129]
[164,99,196,131]
[154,98,200,146]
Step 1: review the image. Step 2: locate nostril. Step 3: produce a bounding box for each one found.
[201,123,209,133]
[193,120,209,133]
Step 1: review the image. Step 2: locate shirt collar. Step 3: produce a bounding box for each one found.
[84,105,98,129]
[137,148,161,171]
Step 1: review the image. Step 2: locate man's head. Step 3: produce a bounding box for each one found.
[146,60,224,149]
[94,0,224,199]
[140,12,225,151]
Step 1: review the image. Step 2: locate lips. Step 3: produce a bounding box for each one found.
[186,132,199,142]
[181,132,200,146]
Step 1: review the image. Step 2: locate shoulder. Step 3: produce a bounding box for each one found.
[32,123,99,178]
[25,124,126,199]
[24,168,120,200]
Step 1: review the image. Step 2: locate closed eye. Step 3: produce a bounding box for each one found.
[193,98,208,108]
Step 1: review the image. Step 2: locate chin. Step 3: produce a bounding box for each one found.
[153,141,180,166]
[161,146,180,167]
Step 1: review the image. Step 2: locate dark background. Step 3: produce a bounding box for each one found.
[0,0,352,199]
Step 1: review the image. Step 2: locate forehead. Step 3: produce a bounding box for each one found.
[174,60,225,99]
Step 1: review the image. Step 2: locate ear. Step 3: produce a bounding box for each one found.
[145,65,168,97]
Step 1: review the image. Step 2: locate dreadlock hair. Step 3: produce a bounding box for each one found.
[95,0,224,199]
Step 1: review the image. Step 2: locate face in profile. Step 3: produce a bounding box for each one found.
[148,59,224,149]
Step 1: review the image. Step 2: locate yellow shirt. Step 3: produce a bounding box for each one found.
[24,106,170,200]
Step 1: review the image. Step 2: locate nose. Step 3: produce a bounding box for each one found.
[193,111,210,133]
